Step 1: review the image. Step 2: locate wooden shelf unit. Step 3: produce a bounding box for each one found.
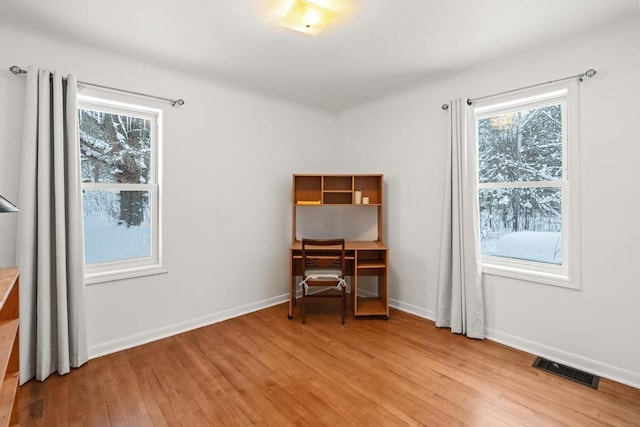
[291,174,389,318]
[354,249,388,317]
[293,174,383,207]
[0,268,19,427]
[292,174,384,241]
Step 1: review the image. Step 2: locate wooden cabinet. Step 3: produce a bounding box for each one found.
[291,174,389,318]
[0,268,19,426]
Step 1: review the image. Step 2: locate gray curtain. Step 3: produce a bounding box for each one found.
[17,66,88,383]
[435,98,485,339]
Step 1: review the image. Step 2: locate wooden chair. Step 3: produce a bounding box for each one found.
[299,238,347,324]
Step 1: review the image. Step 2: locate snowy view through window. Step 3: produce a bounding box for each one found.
[477,103,563,265]
[79,107,153,264]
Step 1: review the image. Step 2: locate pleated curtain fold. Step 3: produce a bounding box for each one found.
[435,98,485,339]
[17,66,88,383]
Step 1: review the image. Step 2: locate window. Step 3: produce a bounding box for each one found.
[78,95,165,284]
[472,83,581,288]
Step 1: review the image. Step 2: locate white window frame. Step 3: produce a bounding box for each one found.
[78,95,166,284]
[471,81,581,289]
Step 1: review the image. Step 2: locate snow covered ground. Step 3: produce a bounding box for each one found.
[83,211,150,264]
[482,231,561,264]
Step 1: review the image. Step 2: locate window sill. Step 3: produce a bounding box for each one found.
[481,262,579,290]
[85,264,168,285]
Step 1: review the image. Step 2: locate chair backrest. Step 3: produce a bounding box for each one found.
[301,238,346,276]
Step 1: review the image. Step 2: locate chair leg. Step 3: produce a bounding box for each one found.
[302,285,306,324]
[341,287,346,324]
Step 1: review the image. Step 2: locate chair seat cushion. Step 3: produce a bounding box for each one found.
[304,267,342,280]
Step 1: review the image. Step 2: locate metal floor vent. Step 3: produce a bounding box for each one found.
[533,357,599,389]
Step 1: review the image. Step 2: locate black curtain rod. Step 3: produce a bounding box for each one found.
[9,65,184,107]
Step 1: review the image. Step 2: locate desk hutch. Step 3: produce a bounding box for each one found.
[289,174,389,320]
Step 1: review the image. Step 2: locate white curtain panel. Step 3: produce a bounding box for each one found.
[435,98,485,339]
[17,66,88,383]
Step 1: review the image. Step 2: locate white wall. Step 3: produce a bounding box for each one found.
[335,16,640,387]
[0,26,336,356]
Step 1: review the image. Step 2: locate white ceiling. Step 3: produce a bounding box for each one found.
[0,0,637,111]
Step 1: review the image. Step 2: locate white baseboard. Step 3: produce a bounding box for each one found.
[386,301,639,389]
[88,293,289,359]
[484,327,640,389]
[389,298,435,320]
[88,294,640,389]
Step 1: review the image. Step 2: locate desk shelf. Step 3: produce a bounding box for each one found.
[356,250,388,269]
[358,260,387,269]
[0,372,18,427]
[356,298,387,316]
[323,191,353,205]
[323,176,352,191]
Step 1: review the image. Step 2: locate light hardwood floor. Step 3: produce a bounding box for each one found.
[20,300,640,426]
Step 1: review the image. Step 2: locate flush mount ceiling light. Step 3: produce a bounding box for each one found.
[279,0,340,36]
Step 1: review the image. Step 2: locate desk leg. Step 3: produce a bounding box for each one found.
[288,250,294,319]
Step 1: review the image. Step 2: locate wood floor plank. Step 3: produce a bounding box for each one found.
[19,302,640,426]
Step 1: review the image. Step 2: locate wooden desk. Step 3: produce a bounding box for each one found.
[289,240,389,320]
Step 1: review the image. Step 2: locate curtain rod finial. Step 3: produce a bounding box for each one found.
[585,68,597,78]
[9,66,26,75]
[441,104,449,111]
